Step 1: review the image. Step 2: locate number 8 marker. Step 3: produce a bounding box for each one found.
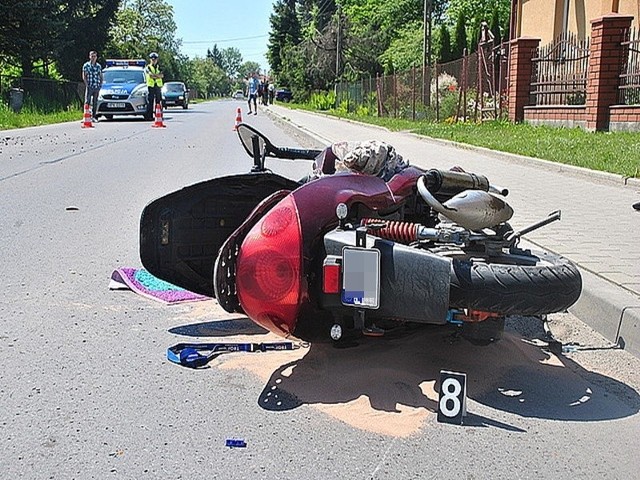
[437,370,467,424]
[440,377,462,417]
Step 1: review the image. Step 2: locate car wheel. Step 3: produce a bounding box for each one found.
[183,103,188,110]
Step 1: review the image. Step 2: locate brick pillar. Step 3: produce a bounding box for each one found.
[585,14,633,132]
[508,37,540,122]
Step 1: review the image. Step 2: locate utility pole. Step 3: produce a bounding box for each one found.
[335,6,341,97]
[423,0,433,106]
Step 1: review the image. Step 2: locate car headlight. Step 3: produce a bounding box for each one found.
[130,85,147,98]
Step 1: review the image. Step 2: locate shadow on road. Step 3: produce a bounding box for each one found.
[167,317,639,429]
[254,325,640,423]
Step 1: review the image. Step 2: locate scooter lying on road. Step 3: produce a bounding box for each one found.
[140,124,582,345]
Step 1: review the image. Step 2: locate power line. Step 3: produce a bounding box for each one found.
[182,34,268,45]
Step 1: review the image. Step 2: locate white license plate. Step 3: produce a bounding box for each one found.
[341,246,380,309]
[107,102,126,108]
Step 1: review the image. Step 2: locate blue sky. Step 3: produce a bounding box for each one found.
[168,0,274,73]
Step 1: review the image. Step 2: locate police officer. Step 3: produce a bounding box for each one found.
[144,52,164,119]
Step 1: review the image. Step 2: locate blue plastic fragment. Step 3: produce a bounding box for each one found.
[225,439,247,448]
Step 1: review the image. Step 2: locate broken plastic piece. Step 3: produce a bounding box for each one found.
[225,439,247,448]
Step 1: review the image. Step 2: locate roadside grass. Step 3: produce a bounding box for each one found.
[0,103,82,130]
[292,106,640,179]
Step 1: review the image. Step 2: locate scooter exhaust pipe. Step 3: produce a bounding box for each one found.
[424,169,508,197]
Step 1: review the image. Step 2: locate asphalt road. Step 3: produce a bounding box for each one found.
[1,101,639,479]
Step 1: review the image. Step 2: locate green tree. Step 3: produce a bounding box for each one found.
[0,0,118,79]
[106,0,182,80]
[267,0,301,79]
[207,44,224,69]
[452,12,468,59]
[490,7,502,44]
[57,0,120,80]
[238,61,262,81]
[379,21,423,73]
[188,57,229,97]
[220,47,243,78]
[437,23,452,63]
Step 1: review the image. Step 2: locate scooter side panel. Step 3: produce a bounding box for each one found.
[322,230,451,324]
[140,173,300,296]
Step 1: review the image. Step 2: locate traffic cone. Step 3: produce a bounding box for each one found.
[81,103,94,128]
[151,103,166,128]
[233,107,242,130]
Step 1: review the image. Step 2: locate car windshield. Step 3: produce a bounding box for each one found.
[164,83,184,92]
[103,70,145,85]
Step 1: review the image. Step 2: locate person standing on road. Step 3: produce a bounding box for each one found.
[268,82,274,105]
[262,79,270,106]
[247,72,259,115]
[144,52,164,119]
[82,51,103,120]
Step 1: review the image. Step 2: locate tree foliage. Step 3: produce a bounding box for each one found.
[0,0,119,78]
[105,0,184,83]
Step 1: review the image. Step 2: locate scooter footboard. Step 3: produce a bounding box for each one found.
[322,230,451,324]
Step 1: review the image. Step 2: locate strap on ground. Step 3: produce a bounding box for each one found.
[167,341,298,368]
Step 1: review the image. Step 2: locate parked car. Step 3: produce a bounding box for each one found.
[162,82,189,109]
[275,88,293,102]
[97,59,150,120]
[233,90,244,100]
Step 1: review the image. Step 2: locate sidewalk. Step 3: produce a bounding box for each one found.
[265,104,640,357]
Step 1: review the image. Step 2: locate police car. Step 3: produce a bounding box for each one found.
[96,59,151,120]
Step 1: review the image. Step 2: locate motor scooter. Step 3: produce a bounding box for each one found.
[141,124,582,344]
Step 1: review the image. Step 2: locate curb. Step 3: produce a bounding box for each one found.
[569,269,640,358]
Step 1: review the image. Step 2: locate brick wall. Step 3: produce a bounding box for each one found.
[508,37,540,123]
[609,105,640,132]
[509,14,637,132]
[524,106,587,129]
[585,15,634,131]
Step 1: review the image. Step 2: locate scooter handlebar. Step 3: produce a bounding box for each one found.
[273,146,323,160]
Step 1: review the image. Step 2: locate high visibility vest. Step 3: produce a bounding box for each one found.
[146,65,163,87]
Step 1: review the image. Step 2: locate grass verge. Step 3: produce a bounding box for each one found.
[292,106,640,179]
[0,104,82,131]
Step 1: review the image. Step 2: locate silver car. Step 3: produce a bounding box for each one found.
[96,60,151,120]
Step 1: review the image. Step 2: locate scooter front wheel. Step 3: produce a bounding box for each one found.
[448,248,582,316]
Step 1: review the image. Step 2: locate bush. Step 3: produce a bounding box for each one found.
[309,91,335,110]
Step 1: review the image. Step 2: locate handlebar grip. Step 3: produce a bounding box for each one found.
[275,147,322,160]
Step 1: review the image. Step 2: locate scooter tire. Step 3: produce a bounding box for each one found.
[449,248,582,316]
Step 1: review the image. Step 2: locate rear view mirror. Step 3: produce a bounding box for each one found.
[237,123,270,160]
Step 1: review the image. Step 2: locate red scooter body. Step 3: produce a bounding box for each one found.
[231,167,424,338]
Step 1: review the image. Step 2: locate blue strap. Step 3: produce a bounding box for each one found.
[167,342,296,368]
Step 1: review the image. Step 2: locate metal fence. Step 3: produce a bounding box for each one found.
[530,32,590,106]
[335,40,510,123]
[1,75,84,111]
[620,27,640,105]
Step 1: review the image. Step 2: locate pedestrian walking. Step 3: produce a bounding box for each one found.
[82,51,103,120]
[247,72,259,115]
[144,52,164,119]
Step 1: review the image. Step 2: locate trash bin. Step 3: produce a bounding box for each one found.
[9,88,24,113]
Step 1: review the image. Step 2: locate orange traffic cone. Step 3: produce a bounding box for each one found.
[233,107,242,130]
[81,103,94,128]
[151,103,166,128]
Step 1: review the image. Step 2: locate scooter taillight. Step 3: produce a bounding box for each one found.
[236,195,303,336]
